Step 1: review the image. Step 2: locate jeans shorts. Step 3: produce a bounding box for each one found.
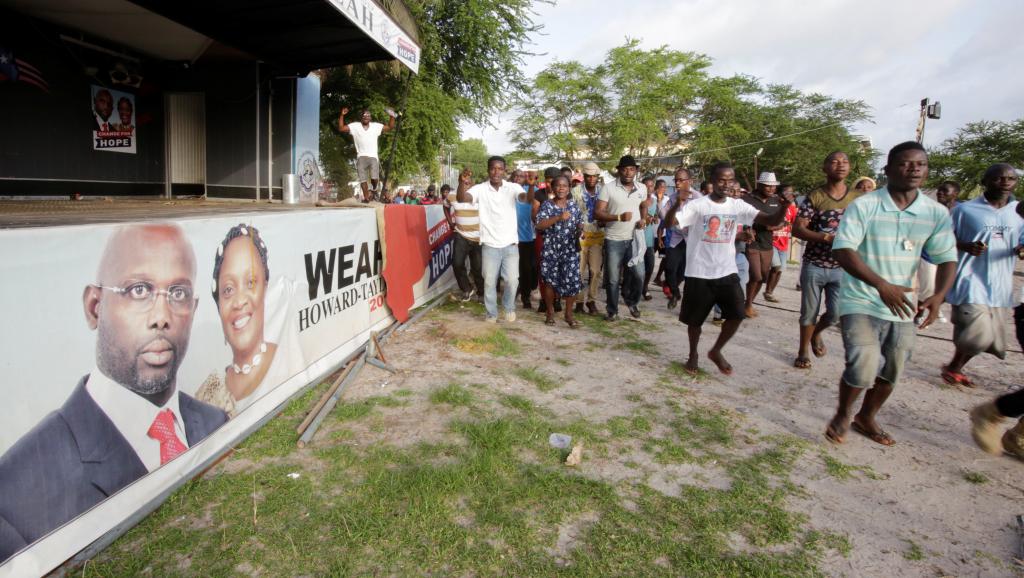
[799,262,842,327]
[840,314,916,389]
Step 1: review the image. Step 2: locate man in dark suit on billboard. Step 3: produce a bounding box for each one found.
[0,223,228,563]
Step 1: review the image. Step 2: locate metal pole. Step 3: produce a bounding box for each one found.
[916,97,928,144]
[381,69,412,193]
[255,65,261,202]
[267,81,273,202]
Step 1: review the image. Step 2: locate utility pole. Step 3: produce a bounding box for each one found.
[916,98,942,144]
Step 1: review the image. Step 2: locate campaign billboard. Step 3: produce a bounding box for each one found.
[0,205,452,576]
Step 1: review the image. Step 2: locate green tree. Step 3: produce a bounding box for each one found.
[453,138,489,179]
[510,61,606,160]
[320,0,543,194]
[927,119,1024,196]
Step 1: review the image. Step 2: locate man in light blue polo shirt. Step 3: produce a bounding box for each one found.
[941,163,1024,387]
[825,141,958,447]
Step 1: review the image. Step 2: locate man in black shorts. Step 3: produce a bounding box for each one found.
[670,162,792,374]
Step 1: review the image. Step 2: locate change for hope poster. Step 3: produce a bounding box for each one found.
[91,84,136,154]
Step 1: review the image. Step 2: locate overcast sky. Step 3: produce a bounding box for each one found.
[460,0,1023,164]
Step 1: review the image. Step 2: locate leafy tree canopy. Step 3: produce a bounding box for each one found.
[926,119,1024,197]
[320,0,542,195]
[511,41,875,194]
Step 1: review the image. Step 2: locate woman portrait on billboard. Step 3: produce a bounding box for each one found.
[196,223,304,416]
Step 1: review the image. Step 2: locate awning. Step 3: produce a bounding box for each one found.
[1,0,421,74]
[128,0,421,73]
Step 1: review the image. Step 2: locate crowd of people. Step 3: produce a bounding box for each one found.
[439,144,1024,459]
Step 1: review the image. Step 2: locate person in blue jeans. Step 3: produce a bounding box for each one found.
[456,158,528,322]
[594,155,650,320]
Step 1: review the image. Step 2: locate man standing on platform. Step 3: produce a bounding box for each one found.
[595,155,649,320]
[573,162,605,315]
[825,142,957,446]
[338,107,396,201]
[941,164,1023,387]
[458,157,527,323]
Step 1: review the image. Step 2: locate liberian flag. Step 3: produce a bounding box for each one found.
[0,47,49,92]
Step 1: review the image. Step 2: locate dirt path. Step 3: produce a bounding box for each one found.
[339,267,1024,577]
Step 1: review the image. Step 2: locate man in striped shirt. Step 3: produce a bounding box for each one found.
[825,141,958,446]
[450,169,484,301]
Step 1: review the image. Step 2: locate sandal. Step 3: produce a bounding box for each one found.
[565,317,579,329]
[793,357,812,369]
[824,423,845,444]
[941,366,975,388]
[545,316,556,326]
[851,421,896,446]
[811,335,827,358]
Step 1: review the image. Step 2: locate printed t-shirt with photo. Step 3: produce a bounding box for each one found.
[675,195,761,279]
[797,187,864,268]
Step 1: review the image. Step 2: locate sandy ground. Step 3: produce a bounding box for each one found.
[322,260,1024,578]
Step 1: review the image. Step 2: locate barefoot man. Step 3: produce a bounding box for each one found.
[671,162,792,375]
[825,142,958,446]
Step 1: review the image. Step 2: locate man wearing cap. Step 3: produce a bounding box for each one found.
[741,172,783,318]
[594,155,650,320]
[573,162,605,315]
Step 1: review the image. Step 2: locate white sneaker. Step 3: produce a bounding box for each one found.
[460,288,476,302]
[937,313,948,323]
[502,310,517,323]
[484,316,498,324]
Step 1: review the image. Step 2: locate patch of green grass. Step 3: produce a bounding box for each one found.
[623,337,657,354]
[554,357,571,367]
[89,375,832,577]
[606,415,654,439]
[625,393,643,403]
[393,388,414,397]
[962,470,989,484]
[803,530,852,557]
[513,366,560,392]
[452,328,521,357]
[429,383,475,407]
[822,455,856,480]
[499,393,541,415]
[820,453,886,481]
[903,539,925,561]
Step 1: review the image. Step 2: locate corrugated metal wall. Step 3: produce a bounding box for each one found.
[166,93,206,185]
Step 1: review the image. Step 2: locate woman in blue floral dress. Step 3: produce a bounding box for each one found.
[536,175,584,327]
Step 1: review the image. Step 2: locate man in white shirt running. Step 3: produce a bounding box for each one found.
[457,156,528,322]
[338,107,396,200]
[671,162,792,375]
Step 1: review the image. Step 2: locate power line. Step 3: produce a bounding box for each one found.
[570,122,846,163]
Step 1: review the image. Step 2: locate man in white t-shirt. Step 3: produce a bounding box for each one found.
[672,162,792,375]
[457,156,528,322]
[338,107,396,200]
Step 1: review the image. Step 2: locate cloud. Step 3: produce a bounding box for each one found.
[465,0,1023,166]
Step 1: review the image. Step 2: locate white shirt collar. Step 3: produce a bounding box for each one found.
[85,367,187,472]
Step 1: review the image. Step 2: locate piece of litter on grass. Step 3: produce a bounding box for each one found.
[287,473,301,480]
[565,443,583,466]
[549,433,572,449]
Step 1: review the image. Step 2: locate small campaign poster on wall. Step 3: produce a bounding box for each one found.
[91,84,136,154]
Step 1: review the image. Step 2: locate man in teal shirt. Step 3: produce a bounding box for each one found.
[825,142,958,446]
[941,164,1024,387]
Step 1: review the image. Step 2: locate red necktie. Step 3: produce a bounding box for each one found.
[147,409,187,465]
